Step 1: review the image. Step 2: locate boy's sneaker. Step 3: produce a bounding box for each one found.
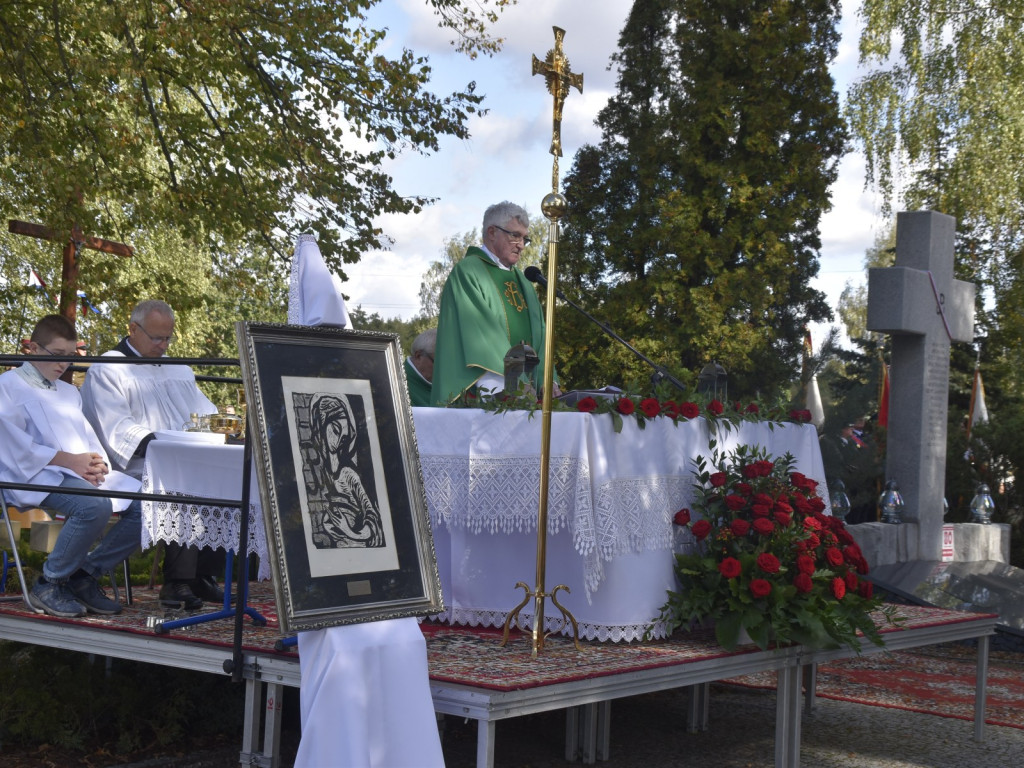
[68,573,123,615]
[28,577,87,618]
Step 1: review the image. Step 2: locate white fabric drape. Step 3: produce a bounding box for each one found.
[287,233,352,328]
[295,620,443,767]
[140,441,270,579]
[416,409,828,642]
[287,234,441,767]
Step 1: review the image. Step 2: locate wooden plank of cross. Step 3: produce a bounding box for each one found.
[8,219,134,323]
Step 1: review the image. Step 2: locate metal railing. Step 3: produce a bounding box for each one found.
[0,353,257,680]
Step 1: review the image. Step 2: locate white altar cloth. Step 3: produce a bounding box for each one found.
[414,409,827,642]
[140,410,827,643]
[140,441,272,580]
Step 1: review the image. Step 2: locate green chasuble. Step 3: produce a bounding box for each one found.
[431,247,549,405]
[404,358,432,407]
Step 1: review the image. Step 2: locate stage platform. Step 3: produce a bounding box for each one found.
[0,582,998,768]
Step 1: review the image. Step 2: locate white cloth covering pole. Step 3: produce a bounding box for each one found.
[295,620,444,767]
[288,233,353,329]
[287,233,443,767]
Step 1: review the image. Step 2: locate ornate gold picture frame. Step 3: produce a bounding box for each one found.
[235,322,442,633]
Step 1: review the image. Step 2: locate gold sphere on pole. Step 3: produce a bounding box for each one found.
[541,193,568,222]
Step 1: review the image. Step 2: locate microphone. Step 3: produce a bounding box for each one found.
[524,266,567,301]
[521,266,687,393]
[523,265,546,286]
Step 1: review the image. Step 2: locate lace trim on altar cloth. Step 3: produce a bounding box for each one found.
[422,454,701,600]
[420,454,590,535]
[429,608,672,643]
[140,493,271,581]
[592,474,693,559]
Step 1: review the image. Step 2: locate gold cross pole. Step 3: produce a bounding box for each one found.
[502,26,584,657]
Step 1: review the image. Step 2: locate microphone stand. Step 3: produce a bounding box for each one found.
[527,270,688,394]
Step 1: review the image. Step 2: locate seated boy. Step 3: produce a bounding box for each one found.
[0,315,141,617]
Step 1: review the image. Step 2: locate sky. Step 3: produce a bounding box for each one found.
[340,0,889,350]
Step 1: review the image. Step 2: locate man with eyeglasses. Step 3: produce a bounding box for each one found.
[0,314,142,617]
[82,299,221,610]
[404,328,436,407]
[431,201,557,404]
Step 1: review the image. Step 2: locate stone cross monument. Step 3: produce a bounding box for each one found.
[866,211,974,560]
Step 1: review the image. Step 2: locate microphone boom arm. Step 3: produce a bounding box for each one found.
[524,267,687,394]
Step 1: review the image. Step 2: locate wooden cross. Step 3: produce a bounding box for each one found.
[532,26,583,164]
[8,219,134,323]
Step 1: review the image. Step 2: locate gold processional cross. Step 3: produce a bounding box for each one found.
[531,26,584,189]
[501,27,584,656]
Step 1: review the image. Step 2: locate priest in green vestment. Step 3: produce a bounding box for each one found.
[404,328,435,407]
[432,201,556,405]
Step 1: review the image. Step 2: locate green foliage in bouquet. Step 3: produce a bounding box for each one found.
[450,382,816,436]
[658,444,898,652]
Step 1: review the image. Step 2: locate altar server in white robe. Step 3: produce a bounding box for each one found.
[288,234,444,768]
[81,299,222,611]
[0,315,141,618]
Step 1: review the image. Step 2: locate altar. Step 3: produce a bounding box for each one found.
[414,409,827,641]
[139,410,826,642]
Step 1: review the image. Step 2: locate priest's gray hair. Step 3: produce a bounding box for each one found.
[412,328,436,356]
[131,299,175,325]
[483,201,529,233]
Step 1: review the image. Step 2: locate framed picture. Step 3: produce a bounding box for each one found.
[235,322,443,633]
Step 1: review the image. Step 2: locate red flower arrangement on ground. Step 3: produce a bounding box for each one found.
[656,445,896,651]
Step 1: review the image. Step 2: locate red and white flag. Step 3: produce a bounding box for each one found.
[27,267,54,303]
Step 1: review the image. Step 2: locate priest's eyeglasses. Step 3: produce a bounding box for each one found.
[494,225,532,247]
[135,323,175,345]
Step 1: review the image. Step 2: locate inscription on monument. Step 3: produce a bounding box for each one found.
[925,339,949,453]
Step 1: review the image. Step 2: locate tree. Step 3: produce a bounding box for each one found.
[418,230,479,320]
[836,225,896,342]
[556,0,843,396]
[847,0,1024,248]
[426,0,517,58]
[0,0,500,272]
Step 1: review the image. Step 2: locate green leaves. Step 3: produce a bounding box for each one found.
[849,1,1024,238]
[556,0,842,396]
[0,0,492,272]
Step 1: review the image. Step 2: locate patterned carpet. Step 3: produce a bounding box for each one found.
[0,580,295,655]
[2,583,1016,730]
[723,643,1024,730]
[421,620,744,689]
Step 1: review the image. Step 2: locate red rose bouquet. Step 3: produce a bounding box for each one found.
[658,445,895,652]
